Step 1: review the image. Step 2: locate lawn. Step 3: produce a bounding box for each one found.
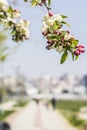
[13,100,29,107]
[56,100,87,129]
[0,110,14,121]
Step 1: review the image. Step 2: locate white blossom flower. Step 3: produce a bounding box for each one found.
[41,25,48,33]
[1,17,16,28]
[19,20,30,27]
[0,0,8,8]
[53,14,63,22]
[13,10,20,18]
[43,14,50,21]
[24,28,30,38]
[42,13,63,35]
[20,26,30,38]
[46,19,54,26]
[56,46,63,53]
[64,33,74,40]
[7,17,16,23]
[49,26,54,33]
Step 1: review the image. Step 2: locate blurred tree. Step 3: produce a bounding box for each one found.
[0,32,7,45]
[83,75,87,95]
[0,30,10,102]
[0,87,7,103]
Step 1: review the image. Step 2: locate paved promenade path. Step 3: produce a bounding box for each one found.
[9,101,77,130]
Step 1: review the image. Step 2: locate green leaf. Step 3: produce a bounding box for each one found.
[71,40,79,48]
[50,43,55,49]
[62,21,70,28]
[60,51,68,64]
[48,35,58,41]
[11,30,16,35]
[24,0,28,2]
[0,54,8,61]
[61,15,68,19]
[53,21,58,30]
[0,47,8,54]
[7,6,13,13]
[48,0,51,6]
[71,52,75,61]
[75,55,79,60]
[31,0,37,6]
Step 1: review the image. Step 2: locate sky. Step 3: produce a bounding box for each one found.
[1,0,87,78]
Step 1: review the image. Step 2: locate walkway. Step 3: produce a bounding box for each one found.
[8,101,77,130]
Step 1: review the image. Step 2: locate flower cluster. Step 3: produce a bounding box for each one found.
[24,0,51,8]
[0,0,30,42]
[42,12,85,63]
[74,45,85,56]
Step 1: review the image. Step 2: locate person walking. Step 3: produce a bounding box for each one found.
[51,97,56,109]
[0,122,11,130]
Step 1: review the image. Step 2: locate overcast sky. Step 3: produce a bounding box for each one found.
[1,0,87,78]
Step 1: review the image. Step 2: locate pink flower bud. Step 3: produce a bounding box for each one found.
[42,32,47,36]
[61,38,64,43]
[80,49,85,53]
[48,11,53,17]
[54,30,58,34]
[46,45,51,50]
[79,45,85,48]
[76,44,85,48]
[74,50,80,56]
[47,40,53,44]
[66,31,70,34]
[14,9,19,13]
[66,42,70,46]
[76,45,79,48]
[42,0,46,3]
[59,32,62,36]
[77,48,85,53]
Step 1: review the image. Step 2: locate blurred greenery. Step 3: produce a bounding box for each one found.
[56,100,87,112]
[0,87,7,103]
[0,110,14,121]
[14,100,29,107]
[56,100,87,129]
[0,32,7,44]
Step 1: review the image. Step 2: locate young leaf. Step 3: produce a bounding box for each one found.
[75,55,79,60]
[24,0,28,2]
[31,0,37,7]
[48,0,51,6]
[48,35,58,41]
[62,21,70,28]
[0,47,8,54]
[53,21,58,30]
[71,40,79,47]
[7,6,13,13]
[61,15,68,19]
[71,52,75,61]
[60,51,68,64]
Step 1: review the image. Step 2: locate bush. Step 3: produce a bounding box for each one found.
[0,110,14,121]
[56,100,87,128]
[14,100,29,107]
[56,100,87,112]
[69,114,84,127]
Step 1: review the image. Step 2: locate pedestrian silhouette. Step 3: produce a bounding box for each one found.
[51,97,56,109]
[0,122,11,130]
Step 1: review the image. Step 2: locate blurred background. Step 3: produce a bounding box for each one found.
[0,0,87,130]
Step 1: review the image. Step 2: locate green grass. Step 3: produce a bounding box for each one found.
[56,100,87,112]
[14,100,29,107]
[56,100,87,129]
[0,110,14,121]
